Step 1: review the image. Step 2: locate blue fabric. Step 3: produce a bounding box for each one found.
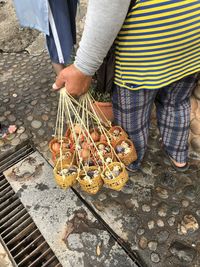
[112,74,198,170]
[13,0,78,64]
[13,0,49,35]
[46,0,78,64]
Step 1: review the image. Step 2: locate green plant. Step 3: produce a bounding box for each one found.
[89,80,111,102]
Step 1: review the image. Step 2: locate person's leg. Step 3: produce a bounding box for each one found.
[52,62,65,75]
[47,0,78,75]
[155,73,198,167]
[112,84,158,169]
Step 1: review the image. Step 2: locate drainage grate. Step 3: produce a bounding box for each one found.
[0,142,62,267]
[0,140,35,173]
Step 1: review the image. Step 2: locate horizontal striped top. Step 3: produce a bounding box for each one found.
[114,0,200,90]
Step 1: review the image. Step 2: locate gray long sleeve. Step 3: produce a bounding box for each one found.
[74,0,131,76]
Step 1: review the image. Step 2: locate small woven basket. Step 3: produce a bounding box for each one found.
[53,162,77,189]
[115,138,137,165]
[65,126,85,144]
[101,162,128,191]
[109,126,128,146]
[53,150,75,165]
[78,166,103,194]
[49,138,59,154]
[89,127,101,142]
[95,141,113,159]
[93,154,114,167]
[49,137,71,153]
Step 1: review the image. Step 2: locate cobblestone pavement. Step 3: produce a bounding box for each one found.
[1,51,200,267]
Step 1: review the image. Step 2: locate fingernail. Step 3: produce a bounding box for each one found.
[52,83,59,90]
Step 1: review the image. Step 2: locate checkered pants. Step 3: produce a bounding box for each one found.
[112,74,198,169]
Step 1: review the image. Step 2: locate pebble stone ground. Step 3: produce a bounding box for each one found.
[1,48,200,267]
[1,0,200,265]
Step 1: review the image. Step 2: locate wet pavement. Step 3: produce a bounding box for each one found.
[1,50,200,267]
[4,151,137,267]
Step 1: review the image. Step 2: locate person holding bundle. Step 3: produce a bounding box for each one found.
[54,0,200,172]
[13,0,78,74]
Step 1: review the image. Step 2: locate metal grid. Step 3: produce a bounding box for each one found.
[0,142,62,267]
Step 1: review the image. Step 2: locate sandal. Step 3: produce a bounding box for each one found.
[126,162,142,174]
[163,148,189,172]
[126,166,139,173]
[168,157,189,172]
[159,138,189,172]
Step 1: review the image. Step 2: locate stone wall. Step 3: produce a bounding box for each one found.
[190,80,200,158]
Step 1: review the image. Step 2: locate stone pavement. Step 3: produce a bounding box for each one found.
[0,50,200,267]
[0,241,14,267]
[3,151,137,267]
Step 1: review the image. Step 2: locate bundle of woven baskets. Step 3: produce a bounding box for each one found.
[49,89,137,194]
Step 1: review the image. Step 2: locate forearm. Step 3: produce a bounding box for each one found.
[74,0,131,76]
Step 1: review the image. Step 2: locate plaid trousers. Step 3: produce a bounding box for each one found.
[112,74,198,169]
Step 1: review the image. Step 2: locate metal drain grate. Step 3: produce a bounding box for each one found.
[0,140,35,173]
[0,142,62,267]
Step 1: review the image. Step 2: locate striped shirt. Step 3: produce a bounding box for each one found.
[115,0,200,90]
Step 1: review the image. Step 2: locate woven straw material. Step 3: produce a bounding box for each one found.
[53,150,75,165]
[78,167,103,194]
[102,162,128,191]
[53,162,77,189]
[95,141,114,161]
[65,126,84,143]
[115,138,137,165]
[109,126,128,146]
[49,137,70,152]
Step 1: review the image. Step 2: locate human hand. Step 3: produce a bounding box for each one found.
[52,64,92,97]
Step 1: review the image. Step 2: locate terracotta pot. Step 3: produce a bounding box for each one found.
[92,101,114,123]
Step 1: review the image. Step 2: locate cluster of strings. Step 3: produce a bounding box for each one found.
[50,88,136,193]
[54,88,122,181]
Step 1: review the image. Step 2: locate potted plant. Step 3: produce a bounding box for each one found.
[89,80,114,123]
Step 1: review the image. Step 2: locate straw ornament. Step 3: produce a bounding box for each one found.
[49,88,137,192]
